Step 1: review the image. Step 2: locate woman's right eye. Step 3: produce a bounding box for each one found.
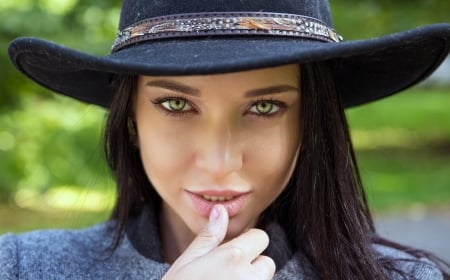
[162,98,191,111]
[152,97,193,113]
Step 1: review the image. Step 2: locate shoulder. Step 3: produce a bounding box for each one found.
[0,222,169,279]
[0,233,19,279]
[374,244,444,280]
[0,223,115,279]
[7,222,113,257]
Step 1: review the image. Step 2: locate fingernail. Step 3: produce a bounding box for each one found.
[209,205,221,222]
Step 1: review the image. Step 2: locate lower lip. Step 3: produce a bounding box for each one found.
[187,192,249,218]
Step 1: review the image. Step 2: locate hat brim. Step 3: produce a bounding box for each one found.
[8,23,450,108]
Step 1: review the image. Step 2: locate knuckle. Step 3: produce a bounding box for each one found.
[196,230,221,245]
[250,228,269,239]
[247,229,270,247]
[259,230,270,244]
[222,246,245,262]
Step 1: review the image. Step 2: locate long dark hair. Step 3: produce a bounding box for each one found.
[104,62,449,279]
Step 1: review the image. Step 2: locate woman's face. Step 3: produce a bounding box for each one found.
[134,64,301,240]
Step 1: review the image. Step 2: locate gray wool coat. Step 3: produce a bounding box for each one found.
[0,207,443,279]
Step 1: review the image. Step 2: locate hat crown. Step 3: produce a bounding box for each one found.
[118,0,333,30]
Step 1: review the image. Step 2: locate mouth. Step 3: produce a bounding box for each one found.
[187,190,249,218]
[201,194,237,202]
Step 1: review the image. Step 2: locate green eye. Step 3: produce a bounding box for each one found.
[256,102,273,114]
[250,101,279,115]
[161,98,190,111]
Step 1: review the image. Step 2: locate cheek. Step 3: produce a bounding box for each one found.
[137,124,194,187]
[245,122,300,192]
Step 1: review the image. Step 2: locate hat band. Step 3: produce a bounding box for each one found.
[112,12,343,52]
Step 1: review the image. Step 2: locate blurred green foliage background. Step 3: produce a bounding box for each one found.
[0,0,449,233]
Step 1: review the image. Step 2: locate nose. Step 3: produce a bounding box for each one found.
[195,120,243,177]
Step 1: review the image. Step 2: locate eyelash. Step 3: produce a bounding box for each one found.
[151,95,194,118]
[249,98,287,119]
[150,95,287,119]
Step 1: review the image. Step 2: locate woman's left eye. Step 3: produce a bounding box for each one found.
[249,100,282,115]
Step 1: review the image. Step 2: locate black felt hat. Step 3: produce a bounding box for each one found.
[8,0,450,108]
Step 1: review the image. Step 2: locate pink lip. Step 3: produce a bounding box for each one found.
[187,190,249,218]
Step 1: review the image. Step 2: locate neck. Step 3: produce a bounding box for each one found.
[158,203,196,263]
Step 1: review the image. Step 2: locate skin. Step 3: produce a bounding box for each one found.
[133,64,301,268]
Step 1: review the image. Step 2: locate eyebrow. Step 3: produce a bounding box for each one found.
[146,79,299,97]
[244,85,299,97]
[146,79,201,96]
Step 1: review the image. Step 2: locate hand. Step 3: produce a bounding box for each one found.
[162,204,275,280]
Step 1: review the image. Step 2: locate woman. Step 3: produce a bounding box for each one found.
[2,0,450,279]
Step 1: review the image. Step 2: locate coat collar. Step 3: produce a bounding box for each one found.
[125,205,319,278]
